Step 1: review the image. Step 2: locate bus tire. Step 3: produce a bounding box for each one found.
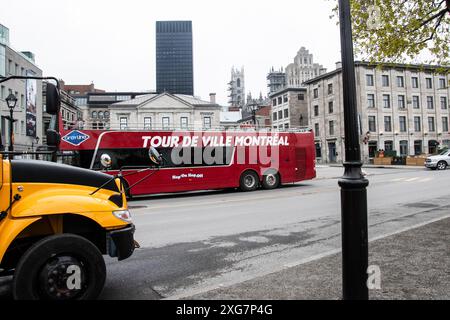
[262,172,280,190]
[239,171,259,192]
[12,234,106,300]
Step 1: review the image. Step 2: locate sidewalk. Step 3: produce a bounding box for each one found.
[324,164,425,170]
[188,217,450,300]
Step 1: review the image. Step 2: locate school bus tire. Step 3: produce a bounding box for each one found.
[12,234,106,300]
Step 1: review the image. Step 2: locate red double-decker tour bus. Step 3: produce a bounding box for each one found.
[57,125,316,197]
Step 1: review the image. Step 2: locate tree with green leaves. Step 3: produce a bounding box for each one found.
[332,0,450,67]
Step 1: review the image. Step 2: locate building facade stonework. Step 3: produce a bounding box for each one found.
[285,47,327,88]
[270,87,308,130]
[228,67,245,109]
[305,62,450,164]
[108,92,221,131]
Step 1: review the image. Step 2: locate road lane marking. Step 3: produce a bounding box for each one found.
[405,177,420,182]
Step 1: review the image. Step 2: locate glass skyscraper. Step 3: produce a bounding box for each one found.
[156,21,194,96]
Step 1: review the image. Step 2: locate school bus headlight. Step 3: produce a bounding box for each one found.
[113,210,132,222]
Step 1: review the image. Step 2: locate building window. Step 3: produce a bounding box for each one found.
[313,88,318,99]
[399,116,407,132]
[383,94,391,108]
[442,117,449,132]
[428,117,435,132]
[414,140,423,155]
[413,96,420,109]
[278,110,283,120]
[398,95,405,109]
[329,121,334,136]
[273,112,277,121]
[412,77,419,88]
[384,140,393,151]
[439,78,446,89]
[328,101,334,114]
[427,96,434,109]
[284,123,289,129]
[104,111,110,119]
[237,78,241,88]
[368,116,376,132]
[314,123,320,137]
[414,117,421,132]
[382,75,390,87]
[98,111,104,120]
[120,117,128,130]
[399,140,408,156]
[203,117,211,129]
[278,97,282,105]
[426,77,433,89]
[366,74,374,86]
[384,116,392,132]
[92,111,97,119]
[180,117,188,129]
[144,117,152,130]
[284,109,289,118]
[314,105,319,117]
[283,94,288,103]
[315,143,322,158]
[441,97,448,109]
[0,85,4,99]
[162,117,170,130]
[273,99,277,106]
[367,94,375,108]
[328,83,333,95]
[397,76,404,88]
[298,94,304,101]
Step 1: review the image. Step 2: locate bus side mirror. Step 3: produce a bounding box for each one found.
[149,147,162,166]
[46,129,61,148]
[46,82,61,115]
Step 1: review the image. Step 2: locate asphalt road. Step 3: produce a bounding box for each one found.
[1,166,449,300]
[100,166,450,299]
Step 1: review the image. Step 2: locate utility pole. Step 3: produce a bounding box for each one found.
[337,0,370,300]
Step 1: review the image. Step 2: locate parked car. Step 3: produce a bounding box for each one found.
[425,150,450,170]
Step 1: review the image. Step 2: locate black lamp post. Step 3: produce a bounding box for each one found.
[249,104,259,128]
[5,93,18,152]
[338,0,369,300]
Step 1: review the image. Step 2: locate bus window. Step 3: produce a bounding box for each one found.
[91,147,234,170]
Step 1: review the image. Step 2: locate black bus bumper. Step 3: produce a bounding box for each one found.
[107,224,136,261]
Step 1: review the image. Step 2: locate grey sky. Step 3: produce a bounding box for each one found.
[1,0,341,105]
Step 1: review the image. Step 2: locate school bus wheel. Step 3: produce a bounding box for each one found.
[12,234,106,300]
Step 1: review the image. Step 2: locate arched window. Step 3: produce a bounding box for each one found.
[237,78,241,88]
[92,111,97,119]
[98,111,104,120]
[104,111,110,119]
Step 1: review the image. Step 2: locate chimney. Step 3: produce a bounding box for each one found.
[209,93,216,104]
[335,61,342,69]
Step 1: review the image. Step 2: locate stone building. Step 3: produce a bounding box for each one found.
[228,67,245,108]
[267,67,286,95]
[108,92,221,131]
[270,87,308,130]
[304,61,450,164]
[0,23,43,151]
[285,47,327,88]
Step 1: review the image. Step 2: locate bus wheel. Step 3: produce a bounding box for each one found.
[12,234,106,300]
[240,171,259,192]
[262,173,280,190]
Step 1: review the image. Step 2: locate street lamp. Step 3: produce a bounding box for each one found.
[31,136,40,151]
[5,93,18,152]
[248,104,259,129]
[338,0,369,300]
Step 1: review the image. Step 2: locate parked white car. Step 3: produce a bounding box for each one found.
[425,150,450,170]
